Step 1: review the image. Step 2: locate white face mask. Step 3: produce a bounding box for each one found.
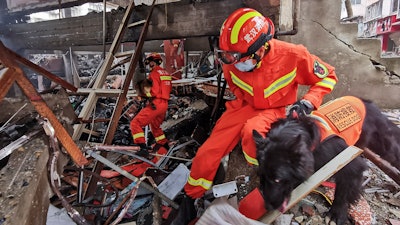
[146,62,155,71]
[234,58,257,72]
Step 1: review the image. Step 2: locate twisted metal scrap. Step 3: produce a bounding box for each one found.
[44,119,91,225]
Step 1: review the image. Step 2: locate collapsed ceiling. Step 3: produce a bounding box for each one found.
[0,0,281,52]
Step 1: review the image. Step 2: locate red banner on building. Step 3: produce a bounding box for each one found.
[377,15,400,35]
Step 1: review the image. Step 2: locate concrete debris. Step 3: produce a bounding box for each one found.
[273,214,293,225]
[389,219,400,225]
[46,204,76,225]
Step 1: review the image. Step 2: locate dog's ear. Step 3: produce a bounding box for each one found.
[301,117,321,147]
[292,134,315,178]
[253,130,264,145]
[253,130,268,165]
[289,134,306,162]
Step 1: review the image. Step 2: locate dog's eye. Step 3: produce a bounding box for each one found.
[274,179,280,183]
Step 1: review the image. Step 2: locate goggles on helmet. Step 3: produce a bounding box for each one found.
[215,49,262,65]
[216,28,272,65]
[214,49,242,64]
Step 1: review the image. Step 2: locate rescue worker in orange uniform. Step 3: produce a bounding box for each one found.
[130,53,172,156]
[184,8,339,198]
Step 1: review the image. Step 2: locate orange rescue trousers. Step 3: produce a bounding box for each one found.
[130,98,169,146]
[184,99,286,198]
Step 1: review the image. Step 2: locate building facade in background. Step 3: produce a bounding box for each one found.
[350,0,400,57]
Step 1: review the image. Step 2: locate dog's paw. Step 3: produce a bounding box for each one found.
[324,217,337,225]
[325,207,349,225]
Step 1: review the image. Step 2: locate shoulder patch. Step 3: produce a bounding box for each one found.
[313,60,329,78]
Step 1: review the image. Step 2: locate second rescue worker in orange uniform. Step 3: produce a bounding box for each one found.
[130,53,172,156]
[184,8,339,198]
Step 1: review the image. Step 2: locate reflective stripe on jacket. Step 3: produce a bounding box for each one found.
[148,65,172,100]
[224,39,338,110]
[185,39,338,199]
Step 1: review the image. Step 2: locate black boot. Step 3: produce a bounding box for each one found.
[153,142,170,152]
[136,143,150,157]
[170,194,196,225]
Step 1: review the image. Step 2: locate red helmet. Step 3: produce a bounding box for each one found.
[219,8,275,56]
[145,52,162,65]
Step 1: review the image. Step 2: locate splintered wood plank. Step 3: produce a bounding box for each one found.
[260,146,363,224]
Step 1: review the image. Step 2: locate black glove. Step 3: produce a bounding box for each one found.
[136,143,151,157]
[287,99,314,118]
[149,101,156,110]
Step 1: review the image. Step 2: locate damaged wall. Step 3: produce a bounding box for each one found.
[281,0,400,108]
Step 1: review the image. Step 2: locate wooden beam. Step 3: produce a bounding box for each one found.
[363,147,400,186]
[259,146,363,224]
[280,0,293,31]
[0,41,88,166]
[4,46,77,92]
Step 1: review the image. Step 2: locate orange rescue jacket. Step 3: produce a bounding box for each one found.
[223,39,338,110]
[147,65,172,100]
[309,96,366,145]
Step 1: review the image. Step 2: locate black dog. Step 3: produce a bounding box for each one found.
[253,96,400,224]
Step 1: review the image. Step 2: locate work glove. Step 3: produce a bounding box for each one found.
[136,143,151,157]
[287,99,314,118]
[152,142,169,152]
[149,101,156,110]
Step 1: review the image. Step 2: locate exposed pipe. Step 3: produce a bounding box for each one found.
[103,0,107,59]
[275,0,299,36]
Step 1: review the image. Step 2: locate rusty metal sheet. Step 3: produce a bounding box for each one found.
[0,41,88,166]
[5,47,78,92]
[14,71,88,166]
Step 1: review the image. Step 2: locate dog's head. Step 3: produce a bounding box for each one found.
[253,117,320,212]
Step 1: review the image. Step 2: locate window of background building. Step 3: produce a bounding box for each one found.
[398,0,400,18]
[392,0,399,13]
[365,1,382,20]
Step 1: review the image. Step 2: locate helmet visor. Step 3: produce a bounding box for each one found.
[214,49,242,64]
